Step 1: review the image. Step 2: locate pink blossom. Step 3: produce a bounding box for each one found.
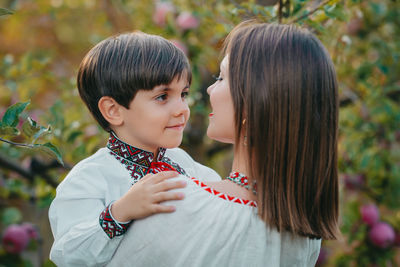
[21,222,39,240]
[2,224,30,254]
[369,222,395,249]
[343,173,365,190]
[176,12,199,30]
[360,204,379,226]
[316,247,328,266]
[84,124,99,137]
[170,39,188,55]
[152,2,175,27]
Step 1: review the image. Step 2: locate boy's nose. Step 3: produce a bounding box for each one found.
[173,98,189,117]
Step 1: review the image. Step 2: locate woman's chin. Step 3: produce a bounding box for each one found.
[206,128,234,144]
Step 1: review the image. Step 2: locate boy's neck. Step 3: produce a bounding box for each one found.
[110,131,160,159]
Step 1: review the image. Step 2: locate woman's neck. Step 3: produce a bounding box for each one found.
[231,144,249,176]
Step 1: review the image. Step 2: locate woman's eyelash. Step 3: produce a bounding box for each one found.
[212,74,223,81]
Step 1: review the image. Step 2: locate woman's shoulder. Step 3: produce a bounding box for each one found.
[111,176,320,266]
[165,148,221,181]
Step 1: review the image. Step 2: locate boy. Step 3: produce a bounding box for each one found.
[49,32,220,266]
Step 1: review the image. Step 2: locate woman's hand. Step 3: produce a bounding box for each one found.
[111,171,186,222]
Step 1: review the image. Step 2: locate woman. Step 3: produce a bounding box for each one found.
[108,21,339,267]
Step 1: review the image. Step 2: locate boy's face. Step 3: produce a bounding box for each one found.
[116,75,190,154]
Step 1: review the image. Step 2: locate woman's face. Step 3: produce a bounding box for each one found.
[206,56,235,144]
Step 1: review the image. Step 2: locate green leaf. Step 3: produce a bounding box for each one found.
[67,130,83,143]
[323,4,347,21]
[1,207,22,225]
[43,259,57,267]
[1,101,30,127]
[0,8,14,16]
[33,125,52,140]
[0,126,19,136]
[22,117,41,138]
[34,142,63,165]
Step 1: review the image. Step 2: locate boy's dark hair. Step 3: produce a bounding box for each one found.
[77,32,192,131]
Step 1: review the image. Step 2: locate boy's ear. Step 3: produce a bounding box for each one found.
[98,96,124,126]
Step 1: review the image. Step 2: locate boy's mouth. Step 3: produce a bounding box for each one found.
[209,113,214,117]
[166,123,185,130]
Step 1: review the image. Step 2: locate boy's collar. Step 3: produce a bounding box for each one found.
[106,131,166,167]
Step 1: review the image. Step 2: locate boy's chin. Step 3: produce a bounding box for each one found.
[162,137,183,149]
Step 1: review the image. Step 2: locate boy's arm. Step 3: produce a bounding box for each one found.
[49,166,185,267]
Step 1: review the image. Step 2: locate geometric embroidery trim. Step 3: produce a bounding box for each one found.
[99,203,132,239]
[226,172,257,195]
[107,132,165,168]
[190,177,257,207]
[106,132,187,185]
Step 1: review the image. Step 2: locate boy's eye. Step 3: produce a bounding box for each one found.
[181,91,189,99]
[155,93,168,102]
[212,74,223,81]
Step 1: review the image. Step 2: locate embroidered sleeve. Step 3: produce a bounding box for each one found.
[99,203,132,239]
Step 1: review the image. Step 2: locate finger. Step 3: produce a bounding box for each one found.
[140,173,154,182]
[151,204,177,214]
[149,171,180,184]
[153,192,185,203]
[153,179,187,193]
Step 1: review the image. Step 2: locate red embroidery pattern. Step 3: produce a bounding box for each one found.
[226,172,257,195]
[99,204,132,239]
[190,177,257,207]
[149,162,177,174]
[107,132,186,183]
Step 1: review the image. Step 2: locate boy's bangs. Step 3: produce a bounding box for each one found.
[136,45,192,89]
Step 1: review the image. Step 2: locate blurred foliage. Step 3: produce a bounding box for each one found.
[0,0,399,266]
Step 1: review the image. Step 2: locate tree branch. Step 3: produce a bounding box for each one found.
[0,137,35,148]
[278,0,283,23]
[290,0,333,24]
[0,153,35,181]
[229,0,253,18]
[0,154,59,188]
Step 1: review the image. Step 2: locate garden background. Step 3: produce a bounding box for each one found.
[0,0,399,266]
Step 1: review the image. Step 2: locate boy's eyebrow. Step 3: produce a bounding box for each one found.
[153,84,190,92]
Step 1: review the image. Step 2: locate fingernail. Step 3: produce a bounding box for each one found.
[178,193,185,199]
[180,181,187,186]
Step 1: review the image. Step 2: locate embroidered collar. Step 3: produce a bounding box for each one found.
[226,172,257,195]
[106,132,186,183]
[107,132,166,168]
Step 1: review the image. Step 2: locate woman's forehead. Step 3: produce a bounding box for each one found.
[220,56,229,71]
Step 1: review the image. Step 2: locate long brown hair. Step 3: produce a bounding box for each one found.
[225,22,339,240]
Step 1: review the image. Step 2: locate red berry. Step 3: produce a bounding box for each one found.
[2,224,30,254]
[369,222,395,249]
[360,204,379,226]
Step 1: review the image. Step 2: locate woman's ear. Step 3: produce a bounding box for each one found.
[98,96,124,127]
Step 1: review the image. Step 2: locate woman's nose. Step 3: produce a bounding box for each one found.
[206,83,214,95]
